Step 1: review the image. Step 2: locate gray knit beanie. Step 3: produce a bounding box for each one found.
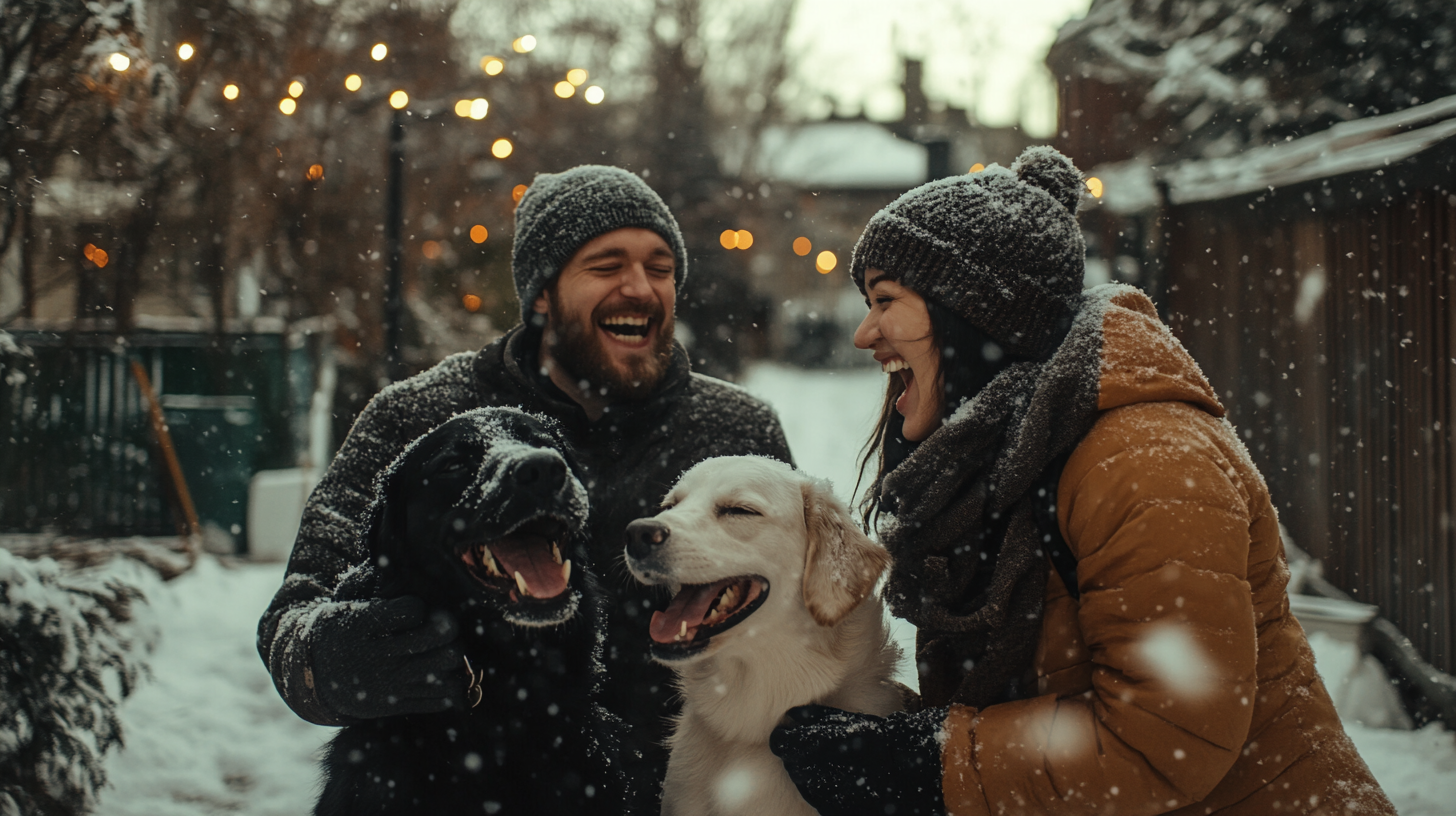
[850,145,1086,359]
[511,165,688,324]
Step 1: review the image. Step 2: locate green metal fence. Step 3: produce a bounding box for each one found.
[0,324,328,548]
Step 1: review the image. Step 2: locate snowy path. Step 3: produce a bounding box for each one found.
[94,363,1456,814]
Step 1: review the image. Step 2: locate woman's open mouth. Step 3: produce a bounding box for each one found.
[459,516,573,602]
[599,315,652,347]
[648,575,770,661]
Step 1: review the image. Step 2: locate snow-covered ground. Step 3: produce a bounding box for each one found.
[93,363,1456,814]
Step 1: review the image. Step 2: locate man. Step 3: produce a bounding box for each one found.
[257,165,792,807]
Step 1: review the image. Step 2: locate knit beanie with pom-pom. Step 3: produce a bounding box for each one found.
[850,145,1087,359]
[511,165,688,324]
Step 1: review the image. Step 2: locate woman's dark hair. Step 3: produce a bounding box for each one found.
[853,297,1027,529]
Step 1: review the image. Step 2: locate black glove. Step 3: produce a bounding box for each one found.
[310,595,466,719]
[770,704,947,816]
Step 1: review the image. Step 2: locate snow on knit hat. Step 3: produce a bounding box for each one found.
[511,165,688,324]
[850,145,1087,359]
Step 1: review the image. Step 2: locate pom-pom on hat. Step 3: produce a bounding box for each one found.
[850,145,1087,359]
[511,165,688,324]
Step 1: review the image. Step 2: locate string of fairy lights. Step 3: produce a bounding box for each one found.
[91,37,1107,307]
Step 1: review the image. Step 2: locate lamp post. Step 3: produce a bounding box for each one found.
[384,106,406,382]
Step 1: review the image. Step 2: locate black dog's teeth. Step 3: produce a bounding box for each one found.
[478,545,504,578]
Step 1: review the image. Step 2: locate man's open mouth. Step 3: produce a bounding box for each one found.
[459,516,573,602]
[599,315,651,345]
[648,575,770,661]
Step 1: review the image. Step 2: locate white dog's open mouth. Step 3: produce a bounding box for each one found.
[648,575,769,659]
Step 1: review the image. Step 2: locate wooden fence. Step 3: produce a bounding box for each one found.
[1161,183,1456,672]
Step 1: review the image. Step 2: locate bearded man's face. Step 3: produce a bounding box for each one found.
[534,227,676,402]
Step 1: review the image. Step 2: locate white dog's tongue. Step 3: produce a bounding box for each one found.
[650,578,736,644]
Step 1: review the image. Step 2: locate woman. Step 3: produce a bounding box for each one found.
[769,146,1394,816]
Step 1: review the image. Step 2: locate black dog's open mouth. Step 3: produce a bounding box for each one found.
[459,517,574,602]
[648,575,769,660]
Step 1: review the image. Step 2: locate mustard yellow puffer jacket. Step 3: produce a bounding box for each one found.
[939,289,1395,816]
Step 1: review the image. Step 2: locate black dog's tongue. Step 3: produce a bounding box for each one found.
[490,534,569,599]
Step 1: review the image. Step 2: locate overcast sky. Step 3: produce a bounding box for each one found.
[783,0,1092,136]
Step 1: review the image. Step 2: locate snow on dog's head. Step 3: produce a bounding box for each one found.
[623,455,889,664]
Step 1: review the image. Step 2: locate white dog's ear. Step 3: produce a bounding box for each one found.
[801,476,890,626]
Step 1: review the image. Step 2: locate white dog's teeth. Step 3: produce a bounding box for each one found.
[678,620,688,640]
[551,542,562,564]
[514,571,530,597]
[561,559,572,584]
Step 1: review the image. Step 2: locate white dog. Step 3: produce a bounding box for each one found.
[623,455,905,816]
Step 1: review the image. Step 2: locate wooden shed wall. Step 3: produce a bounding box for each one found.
[1163,186,1456,672]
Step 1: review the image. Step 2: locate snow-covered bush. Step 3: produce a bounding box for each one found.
[0,550,156,816]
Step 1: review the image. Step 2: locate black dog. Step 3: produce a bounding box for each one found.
[315,407,620,815]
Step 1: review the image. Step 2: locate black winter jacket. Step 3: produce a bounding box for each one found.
[256,325,792,796]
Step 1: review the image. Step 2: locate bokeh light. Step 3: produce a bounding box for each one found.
[306,164,324,181]
[109,53,130,72]
[792,237,812,256]
[177,43,195,61]
[1086,177,1104,198]
[969,163,985,173]
[584,86,605,105]
[719,230,738,250]
[735,229,754,249]
[566,68,588,86]
[462,293,483,312]
[288,80,304,98]
[511,184,528,203]
[83,243,96,261]
[469,98,488,120]
[816,250,838,274]
[480,56,505,76]
[388,90,409,109]
[278,97,297,115]
[491,138,513,159]
[344,74,362,92]
[470,225,488,243]
[512,35,537,53]
[422,240,443,260]
[553,81,575,99]
[91,247,110,268]
[223,83,240,100]
[455,99,471,117]
[371,43,388,61]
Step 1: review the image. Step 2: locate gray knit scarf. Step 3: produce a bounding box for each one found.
[876,294,1106,709]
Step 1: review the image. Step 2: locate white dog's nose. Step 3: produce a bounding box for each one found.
[624,518,670,562]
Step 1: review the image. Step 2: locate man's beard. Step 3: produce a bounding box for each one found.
[546,298,675,403]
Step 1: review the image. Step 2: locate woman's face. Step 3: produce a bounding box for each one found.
[853,270,942,441]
